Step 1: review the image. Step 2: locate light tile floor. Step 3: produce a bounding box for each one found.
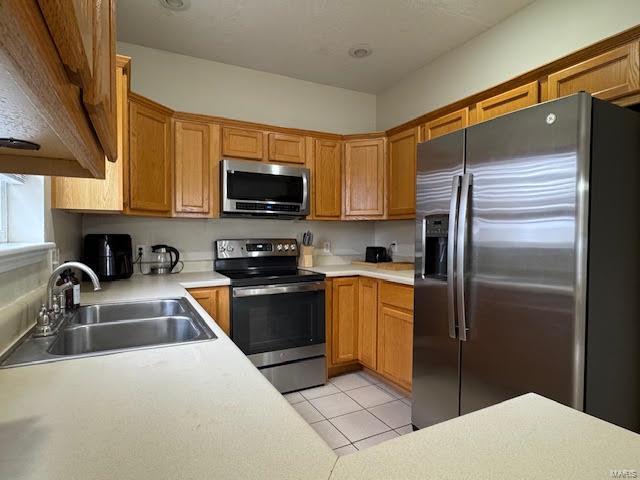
[284,371,413,456]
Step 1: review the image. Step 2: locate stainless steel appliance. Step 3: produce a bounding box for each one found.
[148,244,182,274]
[214,238,326,393]
[413,93,640,433]
[83,234,133,281]
[220,159,310,218]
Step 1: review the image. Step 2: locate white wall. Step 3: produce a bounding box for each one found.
[118,42,376,134]
[82,216,376,272]
[376,0,640,130]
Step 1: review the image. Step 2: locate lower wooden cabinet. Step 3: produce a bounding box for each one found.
[327,277,414,391]
[357,277,378,370]
[188,286,230,335]
[331,277,359,365]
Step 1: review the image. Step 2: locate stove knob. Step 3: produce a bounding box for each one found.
[219,246,226,252]
[276,244,283,251]
[290,244,296,251]
[227,246,234,252]
[284,244,289,251]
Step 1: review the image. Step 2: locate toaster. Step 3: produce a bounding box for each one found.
[365,246,391,263]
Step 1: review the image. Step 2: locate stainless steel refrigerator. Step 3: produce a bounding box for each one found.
[413,92,639,433]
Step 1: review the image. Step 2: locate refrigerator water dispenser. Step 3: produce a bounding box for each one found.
[424,215,449,279]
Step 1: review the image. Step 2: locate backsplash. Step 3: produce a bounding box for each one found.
[82,216,380,273]
[374,220,415,260]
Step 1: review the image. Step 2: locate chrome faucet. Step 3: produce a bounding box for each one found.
[34,261,101,337]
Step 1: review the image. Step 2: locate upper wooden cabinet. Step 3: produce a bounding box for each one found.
[222,126,264,160]
[313,139,342,219]
[174,120,220,217]
[0,1,115,178]
[331,277,359,365]
[52,56,130,212]
[548,41,640,105]
[268,132,305,164]
[387,128,418,218]
[422,108,469,141]
[38,0,118,163]
[358,277,378,370]
[474,82,539,124]
[128,95,173,215]
[344,138,385,218]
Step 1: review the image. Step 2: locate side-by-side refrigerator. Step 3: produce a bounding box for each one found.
[413,92,639,433]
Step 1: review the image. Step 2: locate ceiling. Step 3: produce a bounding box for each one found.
[118,0,535,93]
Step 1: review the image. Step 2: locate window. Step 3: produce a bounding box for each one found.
[0,174,27,243]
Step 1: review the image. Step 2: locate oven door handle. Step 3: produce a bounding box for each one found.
[233,281,326,297]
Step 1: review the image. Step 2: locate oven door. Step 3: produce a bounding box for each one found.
[231,281,325,361]
[221,159,310,216]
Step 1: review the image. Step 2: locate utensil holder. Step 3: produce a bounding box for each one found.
[299,246,314,268]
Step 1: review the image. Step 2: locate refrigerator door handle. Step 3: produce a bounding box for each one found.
[420,217,427,278]
[457,173,473,341]
[447,175,461,339]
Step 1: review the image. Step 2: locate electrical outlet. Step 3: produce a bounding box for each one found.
[322,241,331,253]
[136,245,147,259]
[389,242,398,253]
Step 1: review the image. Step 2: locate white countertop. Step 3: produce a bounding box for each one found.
[307,264,414,285]
[2,274,638,480]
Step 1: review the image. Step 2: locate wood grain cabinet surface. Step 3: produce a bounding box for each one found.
[313,139,342,219]
[377,303,413,391]
[174,120,220,217]
[357,277,378,370]
[331,277,359,365]
[222,126,264,160]
[268,132,305,164]
[188,287,230,335]
[421,107,469,141]
[548,40,640,105]
[52,56,129,211]
[387,128,418,218]
[128,95,173,215]
[474,82,539,124]
[343,138,385,218]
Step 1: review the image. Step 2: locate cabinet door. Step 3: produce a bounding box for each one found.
[38,0,117,162]
[188,287,230,335]
[222,126,264,160]
[314,139,342,218]
[344,138,385,218]
[128,97,172,214]
[475,82,539,123]
[332,277,359,364]
[548,41,640,104]
[268,132,305,164]
[378,304,413,390]
[52,57,128,211]
[387,128,418,218]
[422,107,469,141]
[175,120,219,216]
[358,277,378,370]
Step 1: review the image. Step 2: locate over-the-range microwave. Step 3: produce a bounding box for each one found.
[221,158,310,218]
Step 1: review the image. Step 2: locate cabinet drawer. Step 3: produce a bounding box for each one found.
[222,126,264,160]
[380,281,414,312]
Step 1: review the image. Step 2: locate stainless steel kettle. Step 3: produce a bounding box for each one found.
[149,244,181,274]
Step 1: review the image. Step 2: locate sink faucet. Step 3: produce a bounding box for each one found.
[34,261,101,337]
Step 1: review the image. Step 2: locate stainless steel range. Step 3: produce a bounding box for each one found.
[214,239,326,393]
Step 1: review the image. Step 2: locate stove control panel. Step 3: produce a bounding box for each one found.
[216,239,298,259]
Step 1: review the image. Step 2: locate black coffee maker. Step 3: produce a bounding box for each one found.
[83,234,133,281]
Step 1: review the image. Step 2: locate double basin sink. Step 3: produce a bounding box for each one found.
[0,298,217,368]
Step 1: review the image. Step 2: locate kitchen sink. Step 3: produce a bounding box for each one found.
[0,298,216,368]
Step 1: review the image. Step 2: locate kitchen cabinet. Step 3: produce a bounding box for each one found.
[222,126,264,160]
[38,0,118,163]
[313,139,342,219]
[174,120,220,217]
[343,138,385,218]
[188,287,230,335]
[0,0,113,178]
[357,277,378,370]
[377,304,413,391]
[421,107,469,141]
[268,132,305,164]
[331,277,359,365]
[474,82,539,124]
[52,56,130,212]
[387,128,418,218]
[128,94,173,215]
[547,41,640,105]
